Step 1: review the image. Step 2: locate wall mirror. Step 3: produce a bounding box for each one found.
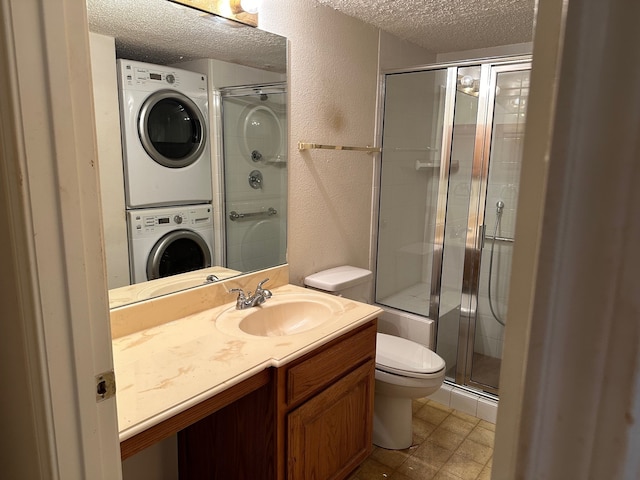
[86,0,288,308]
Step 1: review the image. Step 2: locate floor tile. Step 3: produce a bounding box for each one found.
[428,426,466,451]
[389,472,416,480]
[478,419,496,432]
[412,416,438,443]
[355,457,396,479]
[427,399,454,413]
[433,470,466,480]
[360,404,495,480]
[455,437,493,465]
[477,465,492,480]
[438,415,477,437]
[467,425,495,447]
[395,454,440,480]
[411,440,455,468]
[451,409,482,426]
[415,403,451,425]
[370,446,412,469]
[439,453,484,480]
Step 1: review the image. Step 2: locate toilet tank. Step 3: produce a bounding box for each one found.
[303,266,373,303]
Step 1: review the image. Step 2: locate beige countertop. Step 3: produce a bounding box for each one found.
[112,283,382,442]
[108,266,241,309]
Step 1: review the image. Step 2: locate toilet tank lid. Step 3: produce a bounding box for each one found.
[376,333,445,374]
[303,265,372,292]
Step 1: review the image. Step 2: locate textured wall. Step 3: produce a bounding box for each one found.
[261,0,380,285]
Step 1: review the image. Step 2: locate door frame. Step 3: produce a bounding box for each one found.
[0,0,122,478]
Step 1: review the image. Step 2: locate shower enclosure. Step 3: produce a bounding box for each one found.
[375,59,530,395]
[219,83,288,272]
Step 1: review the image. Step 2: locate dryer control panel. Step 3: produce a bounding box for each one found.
[117,59,207,93]
[129,205,213,238]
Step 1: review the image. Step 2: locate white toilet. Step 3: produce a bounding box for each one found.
[304,266,446,450]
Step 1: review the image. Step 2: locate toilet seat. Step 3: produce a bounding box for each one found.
[376,333,445,378]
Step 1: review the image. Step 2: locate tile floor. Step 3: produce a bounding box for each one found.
[348,398,495,480]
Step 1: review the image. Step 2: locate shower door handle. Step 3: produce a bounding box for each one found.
[477,224,486,250]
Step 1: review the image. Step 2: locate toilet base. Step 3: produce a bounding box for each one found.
[372,393,413,450]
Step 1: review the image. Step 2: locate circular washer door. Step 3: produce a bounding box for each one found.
[138,89,207,168]
[146,229,212,280]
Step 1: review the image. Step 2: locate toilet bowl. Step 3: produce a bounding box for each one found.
[374,332,445,449]
[304,266,446,450]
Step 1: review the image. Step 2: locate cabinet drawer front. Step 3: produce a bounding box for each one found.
[286,322,376,406]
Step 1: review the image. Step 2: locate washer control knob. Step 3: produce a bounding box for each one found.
[174,215,183,224]
[166,74,175,84]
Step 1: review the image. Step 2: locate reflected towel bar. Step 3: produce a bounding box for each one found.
[229,207,278,221]
[298,142,381,154]
[484,234,514,243]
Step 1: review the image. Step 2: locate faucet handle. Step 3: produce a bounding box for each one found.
[255,278,272,298]
[229,287,247,300]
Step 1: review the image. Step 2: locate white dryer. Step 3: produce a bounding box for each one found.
[127,204,214,284]
[117,59,212,208]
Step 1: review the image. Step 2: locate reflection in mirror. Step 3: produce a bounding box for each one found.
[221,84,288,272]
[86,0,288,308]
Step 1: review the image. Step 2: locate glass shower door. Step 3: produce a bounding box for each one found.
[375,60,530,397]
[459,64,530,394]
[375,68,455,319]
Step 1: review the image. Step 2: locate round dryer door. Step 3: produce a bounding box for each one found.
[138,89,207,168]
[146,229,212,280]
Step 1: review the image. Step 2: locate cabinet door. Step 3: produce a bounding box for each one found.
[287,360,375,480]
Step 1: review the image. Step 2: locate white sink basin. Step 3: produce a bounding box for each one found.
[216,293,345,337]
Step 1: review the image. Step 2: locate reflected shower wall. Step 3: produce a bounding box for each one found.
[220,84,287,272]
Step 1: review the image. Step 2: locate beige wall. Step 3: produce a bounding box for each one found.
[379,30,437,71]
[260,0,380,285]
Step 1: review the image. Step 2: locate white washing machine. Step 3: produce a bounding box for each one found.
[117,59,212,208]
[127,204,214,284]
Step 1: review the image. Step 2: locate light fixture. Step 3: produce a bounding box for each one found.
[457,74,479,96]
[169,0,259,27]
[240,0,261,14]
[230,0,261,14]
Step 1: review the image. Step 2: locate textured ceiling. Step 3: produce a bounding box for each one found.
[86,0,287,71]
[316,0,536,53]
[86,0,535,70]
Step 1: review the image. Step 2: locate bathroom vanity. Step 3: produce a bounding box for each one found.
[110,268,381,480]
[179,320,376,479]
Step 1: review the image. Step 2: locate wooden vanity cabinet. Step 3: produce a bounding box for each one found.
[177,319,377,480]
[277,320,377,480]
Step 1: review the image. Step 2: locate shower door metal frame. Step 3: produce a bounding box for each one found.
[456,61,532,394]
[429,67,459,334]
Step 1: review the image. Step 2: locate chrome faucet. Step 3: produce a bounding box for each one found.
[230,278,272,310]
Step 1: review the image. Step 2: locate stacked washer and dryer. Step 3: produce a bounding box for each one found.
[117,60,214,284]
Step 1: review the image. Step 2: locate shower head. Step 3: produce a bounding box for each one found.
[496,200,505,215]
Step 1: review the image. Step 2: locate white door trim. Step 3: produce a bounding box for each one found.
[494,0,640,478]
[0,0,121,478]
